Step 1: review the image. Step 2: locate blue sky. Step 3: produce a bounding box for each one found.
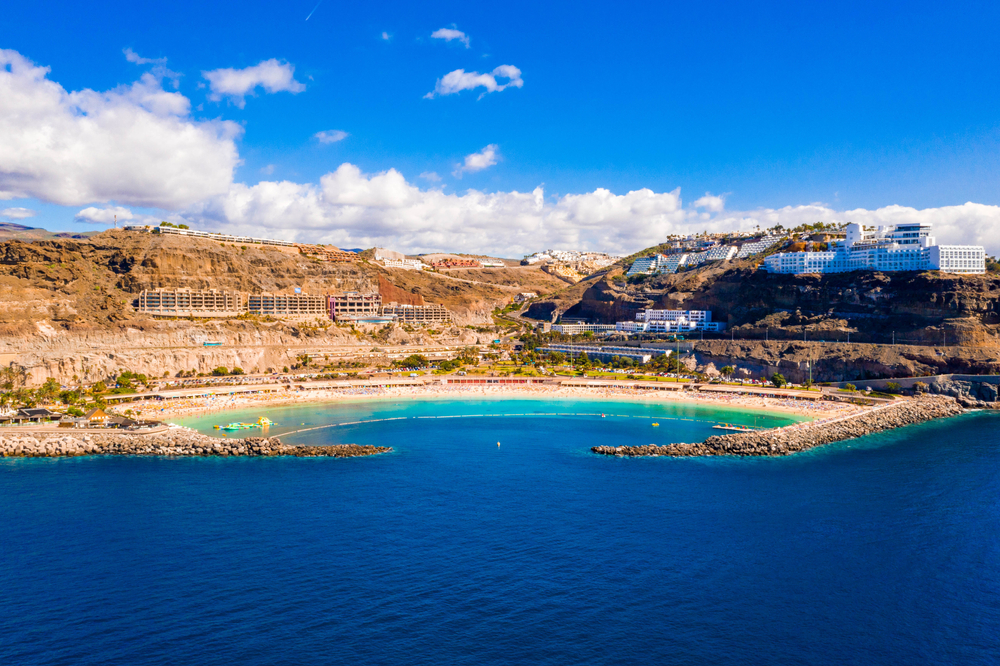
[3,0,1000,255]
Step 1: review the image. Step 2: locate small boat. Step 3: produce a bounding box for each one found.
[712,424,757,432]
[652,423,659,427]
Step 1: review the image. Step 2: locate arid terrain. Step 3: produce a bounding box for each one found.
[0,229,567,384]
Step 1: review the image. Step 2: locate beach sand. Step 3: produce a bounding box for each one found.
[117,383,862,423]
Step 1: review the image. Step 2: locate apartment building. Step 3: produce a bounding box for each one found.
[763,222,985,275]
[247,293,328,317]
[328,292,382,321]
[136,289,243,317]
[380,302,452,324]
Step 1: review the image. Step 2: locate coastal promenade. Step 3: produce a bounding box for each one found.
[593,395,965,457]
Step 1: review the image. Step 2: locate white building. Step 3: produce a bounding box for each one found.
[375,248,427,270]
[616,309,725,333]
[763,222,985,275]
[551,323,618,334]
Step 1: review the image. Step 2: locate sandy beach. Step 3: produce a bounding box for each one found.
[116,383,863,422]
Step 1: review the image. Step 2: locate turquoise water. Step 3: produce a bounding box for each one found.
[2,399,999,665]
[172,396,805,446]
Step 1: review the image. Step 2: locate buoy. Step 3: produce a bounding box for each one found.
[497,441,500,447]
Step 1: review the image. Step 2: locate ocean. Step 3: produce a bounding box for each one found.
[1,398,998,665]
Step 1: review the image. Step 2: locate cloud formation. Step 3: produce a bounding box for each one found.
[202,59,306,108]
[454,144,499,177]
[174,163,1000,257]
[123,48,167,66]
[0,207,36,220]
[314,129,349,144]
[75,206,134,225]
[431,27,471,48]
[425,65,523,99]
[0,48,241,208]
[180,163,687,256]
[693,192,726,213]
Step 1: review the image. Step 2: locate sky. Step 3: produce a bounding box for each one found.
[3,0,1000,256]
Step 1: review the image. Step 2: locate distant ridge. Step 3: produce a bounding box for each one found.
[0,222,98,242]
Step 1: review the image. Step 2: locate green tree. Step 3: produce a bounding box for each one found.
[0,364,26,391]
[885,381,902,394]
[91,381,108,395]
[36,378,60,404]
[230,367,244,375]
[211,367,229,376]
[720,365,735,379]
[770,373,787,388]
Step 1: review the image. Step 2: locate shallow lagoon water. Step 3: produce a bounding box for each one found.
[2,399,999,665]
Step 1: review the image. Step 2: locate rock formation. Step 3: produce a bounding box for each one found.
[0,431,391,458]
[592,396,964,457]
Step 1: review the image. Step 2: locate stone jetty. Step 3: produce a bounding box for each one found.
[592,395,965,458]
[0,430,391,458]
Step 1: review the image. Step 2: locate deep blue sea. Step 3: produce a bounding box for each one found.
[2,398,999,665]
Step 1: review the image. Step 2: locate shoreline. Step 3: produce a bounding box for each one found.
[121,384,855,425]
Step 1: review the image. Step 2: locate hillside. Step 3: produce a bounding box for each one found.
[0,229,566,384]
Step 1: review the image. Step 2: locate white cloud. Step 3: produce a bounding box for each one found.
[202,59,306,108]
[75,205,134,225]
[0,48,241,209]
[260,164,275,175]
[123,48,167,66]
[176,163,1000,257]
[0,207,36,220]
[693,192,725,213]
[419,171,442,182]
[431,27,471,48]
[381,32,391,41]
[314,129,348,144]
[179,163,687,256]
[453,144,499,177]
[712,202,1000,255]
[425,65,523,99]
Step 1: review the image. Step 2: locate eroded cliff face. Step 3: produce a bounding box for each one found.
[532,265,1000,347]
[688,340,1000,384]
[1,319,486,385]
[0,230,570,383]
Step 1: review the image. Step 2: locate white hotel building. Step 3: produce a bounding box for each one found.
[616,309,725,333]
[763,222,985,275]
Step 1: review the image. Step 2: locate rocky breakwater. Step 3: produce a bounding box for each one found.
[592,396,965,458]
[0,430,391,458]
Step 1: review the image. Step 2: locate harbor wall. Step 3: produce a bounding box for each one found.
[593,396,965,458]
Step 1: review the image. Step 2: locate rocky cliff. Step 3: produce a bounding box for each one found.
[529,263,1000,347]
[0,229,567,384]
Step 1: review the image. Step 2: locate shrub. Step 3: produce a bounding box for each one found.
[885,381,902,394]
[230,367,244,375]
[770,373,787,388]
[211,367,229,376]
[845,383,857,391]
[913,381,929,394]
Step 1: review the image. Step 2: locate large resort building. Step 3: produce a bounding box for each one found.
[381,302,452,324]
[136,289,243,317]
[763,222,986,275]
[328,292,383,321]
[616,309,725,333]
[247,293,328,317]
